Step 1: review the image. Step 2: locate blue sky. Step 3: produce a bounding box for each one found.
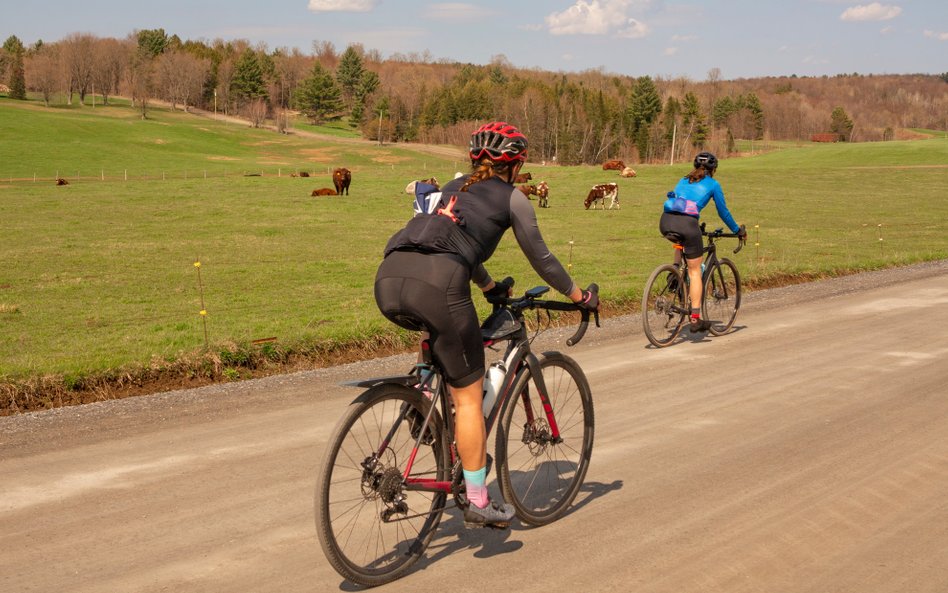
[3,0,946,79]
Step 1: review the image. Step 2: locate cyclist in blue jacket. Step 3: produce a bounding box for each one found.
[660,152,746,332]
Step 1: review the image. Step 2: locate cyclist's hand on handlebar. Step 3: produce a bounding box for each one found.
[737,224,748,241]
[576,284,599,312]
[483,277,512,300]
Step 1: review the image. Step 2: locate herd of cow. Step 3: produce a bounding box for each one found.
[300,159,636,211]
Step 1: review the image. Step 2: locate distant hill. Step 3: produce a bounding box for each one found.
[6,29,948,167]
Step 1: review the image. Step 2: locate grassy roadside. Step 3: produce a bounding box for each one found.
[2,97,947,414]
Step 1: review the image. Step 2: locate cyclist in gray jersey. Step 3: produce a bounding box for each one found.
[375,122,598,527]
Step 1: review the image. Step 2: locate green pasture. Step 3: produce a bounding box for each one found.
[1,97,947,383]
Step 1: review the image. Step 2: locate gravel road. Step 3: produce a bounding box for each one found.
[2,260,947,593]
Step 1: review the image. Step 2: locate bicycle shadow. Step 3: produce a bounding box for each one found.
[402,478,623,577]
[643,323,748,348]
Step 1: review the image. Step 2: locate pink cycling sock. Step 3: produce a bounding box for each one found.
[463,466,490,508]
[467,483,489,508]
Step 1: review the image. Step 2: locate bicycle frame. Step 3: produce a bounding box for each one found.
[348,291,592,499]
[673,225,742,310]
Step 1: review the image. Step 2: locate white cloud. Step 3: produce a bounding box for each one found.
[427,3,489,22]
[616,18,649,38]
[924,30,948,41]
[840,3,902,22]
[545,0,653,37]
[308,0,379,12]
[663,46,678,56]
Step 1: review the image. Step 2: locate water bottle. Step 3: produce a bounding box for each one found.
[482,362,506,416]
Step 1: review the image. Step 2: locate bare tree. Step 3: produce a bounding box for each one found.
[25,44,62,106]
[91,37,126,105]
[245,98,268,128]
[126,51,154,119]
[61,33,96,104]
[155,50,187,109]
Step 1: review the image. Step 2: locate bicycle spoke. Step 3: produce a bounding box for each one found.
[316,385,448,586]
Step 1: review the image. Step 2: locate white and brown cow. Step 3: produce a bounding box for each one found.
[536,180,549,208]
[584,183,619,210]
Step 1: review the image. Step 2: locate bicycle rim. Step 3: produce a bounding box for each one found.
[703,259,741,335]
[315,385,448,587]
[643,264,686,347]
[496,352,594,526]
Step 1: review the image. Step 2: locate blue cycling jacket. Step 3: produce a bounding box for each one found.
[663,176,740,233]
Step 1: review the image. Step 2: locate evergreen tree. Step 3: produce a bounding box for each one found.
[3,36,26,100]
[336,46,365,104]
[711,96,736,128]
[682,92,709,148]
[9,52,26,100]
[627,76,662,156]
[349,69,379,125]
[830,106,854,141]
[742,92,764,139]
[294,62,343,124]
[231,48,269,104]
[136,29,168,58]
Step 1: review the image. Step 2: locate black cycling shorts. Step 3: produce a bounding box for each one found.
[659,212,703,259]
[374,250,484,388]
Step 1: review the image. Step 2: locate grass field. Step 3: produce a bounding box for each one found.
[2,96,947,401]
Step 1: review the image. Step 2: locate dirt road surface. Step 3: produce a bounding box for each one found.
[3,262,947,593]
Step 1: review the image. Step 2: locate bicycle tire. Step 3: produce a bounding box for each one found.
[495,352,594,527]
[642,263,686,347]
[315,384,449,587]
[703,258,741,336]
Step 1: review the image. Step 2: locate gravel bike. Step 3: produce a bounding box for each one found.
[315,280,599,587]
[642,223,745,347]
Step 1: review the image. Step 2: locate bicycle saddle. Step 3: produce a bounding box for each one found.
[481,308,522,341]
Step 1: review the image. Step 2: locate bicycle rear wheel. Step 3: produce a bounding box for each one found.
[316,384,449,587]
[642,263,686,347]
[703,258,741,335]
[496,352,594,527]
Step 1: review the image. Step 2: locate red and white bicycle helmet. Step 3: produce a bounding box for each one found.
[469,121,528,163]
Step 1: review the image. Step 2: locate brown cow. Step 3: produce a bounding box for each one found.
[619,167,637,178]
[536,181,550,208]
[333,167,351,195]
[517,184,538,199]
[56,178,69,185]
[514,172,532,183]
[584,183,619,210]
[311,188,337,196]
[602,159,625,171]
[298,171,310,177]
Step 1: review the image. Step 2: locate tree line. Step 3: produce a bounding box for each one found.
[2,29,946,165]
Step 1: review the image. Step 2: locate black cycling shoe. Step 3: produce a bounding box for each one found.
[689,317,713,333]
[463,499,515,529]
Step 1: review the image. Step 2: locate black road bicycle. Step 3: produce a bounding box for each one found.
[642,223,745,347]
[315,279,599,587]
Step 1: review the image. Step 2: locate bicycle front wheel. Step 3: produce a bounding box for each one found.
[643,263,686,347]
[496,352,594,527]
[316,384,449,587]
[703,258,741,335]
